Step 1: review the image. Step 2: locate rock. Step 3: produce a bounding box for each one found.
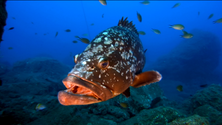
[0,62,9,75]
[78,82,165,123]
[194,104,222,124]
[119,106,185,125]
[189,84,222,112]
[169,114,209,125]
[1,57,71,83]
[215,116,222,125]
[146,29,221,83]
[0,0,7,42]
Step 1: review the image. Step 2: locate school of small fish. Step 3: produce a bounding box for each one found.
[4,0,221,48]
[97,0,221,40]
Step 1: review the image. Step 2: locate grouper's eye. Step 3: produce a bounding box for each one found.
[98,57,109,69]
[74,54,79,64]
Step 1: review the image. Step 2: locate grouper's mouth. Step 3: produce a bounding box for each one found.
[58,74,111,106]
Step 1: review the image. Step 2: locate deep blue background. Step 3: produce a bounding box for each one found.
[1,1,222,70]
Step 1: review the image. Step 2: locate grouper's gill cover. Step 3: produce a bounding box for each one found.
[58,17,162,106]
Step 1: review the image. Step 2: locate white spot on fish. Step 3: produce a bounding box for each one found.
[94,37,101,43]
[115,42,119,47]
[101,85,106,88]
[120,40,124,45]
[103,32,108,35]
[82,61,86,65]
[104,38,113,45]
[97,45,103,51]
[119,47,123,51]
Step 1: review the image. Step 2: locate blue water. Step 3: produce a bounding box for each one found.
[1,1,222,124]
[1,1,222,67]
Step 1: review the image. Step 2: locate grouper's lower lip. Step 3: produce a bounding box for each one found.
[58,75,103,106]
[58,90,101,106]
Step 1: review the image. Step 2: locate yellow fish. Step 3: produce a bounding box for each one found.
[181,33,193,39]
[65,29,71,32]
[181,30,193,39]
[76,36,90,44]
[208,14,214,19]
[152,29,161,34]
[82,33,88,36]
[169,24,184,30]
[55,32,58,37]
[172,3,180,8]
[141,0,150,5]
[35,103,46,111]
[176,85,183,92]
[213,18,222,24]
[120,102,128,108]
[72,40,78,43]
[137,12,142,22]
[99,0,107,6]
[138,31,146,35]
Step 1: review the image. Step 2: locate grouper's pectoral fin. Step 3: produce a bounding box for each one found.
[131,71,162,88]
[122,88,130,97]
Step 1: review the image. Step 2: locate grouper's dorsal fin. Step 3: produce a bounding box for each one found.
[118,17,139,35]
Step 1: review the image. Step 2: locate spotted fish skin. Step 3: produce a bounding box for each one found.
[75,18,145,90]
[58,17,162,106]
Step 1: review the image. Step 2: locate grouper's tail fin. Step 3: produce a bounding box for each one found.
[118,17,139,35]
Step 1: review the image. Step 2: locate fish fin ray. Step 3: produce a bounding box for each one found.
[118,17,139,35]
[131,71,162,88]
[122,88,130,98]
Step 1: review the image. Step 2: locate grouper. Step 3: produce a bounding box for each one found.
[58,17,162,106]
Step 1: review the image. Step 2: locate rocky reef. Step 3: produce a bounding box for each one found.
[0,57,221,125]
[0,0,7,42]
[0,57,165,125]
[146,29,221,83]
